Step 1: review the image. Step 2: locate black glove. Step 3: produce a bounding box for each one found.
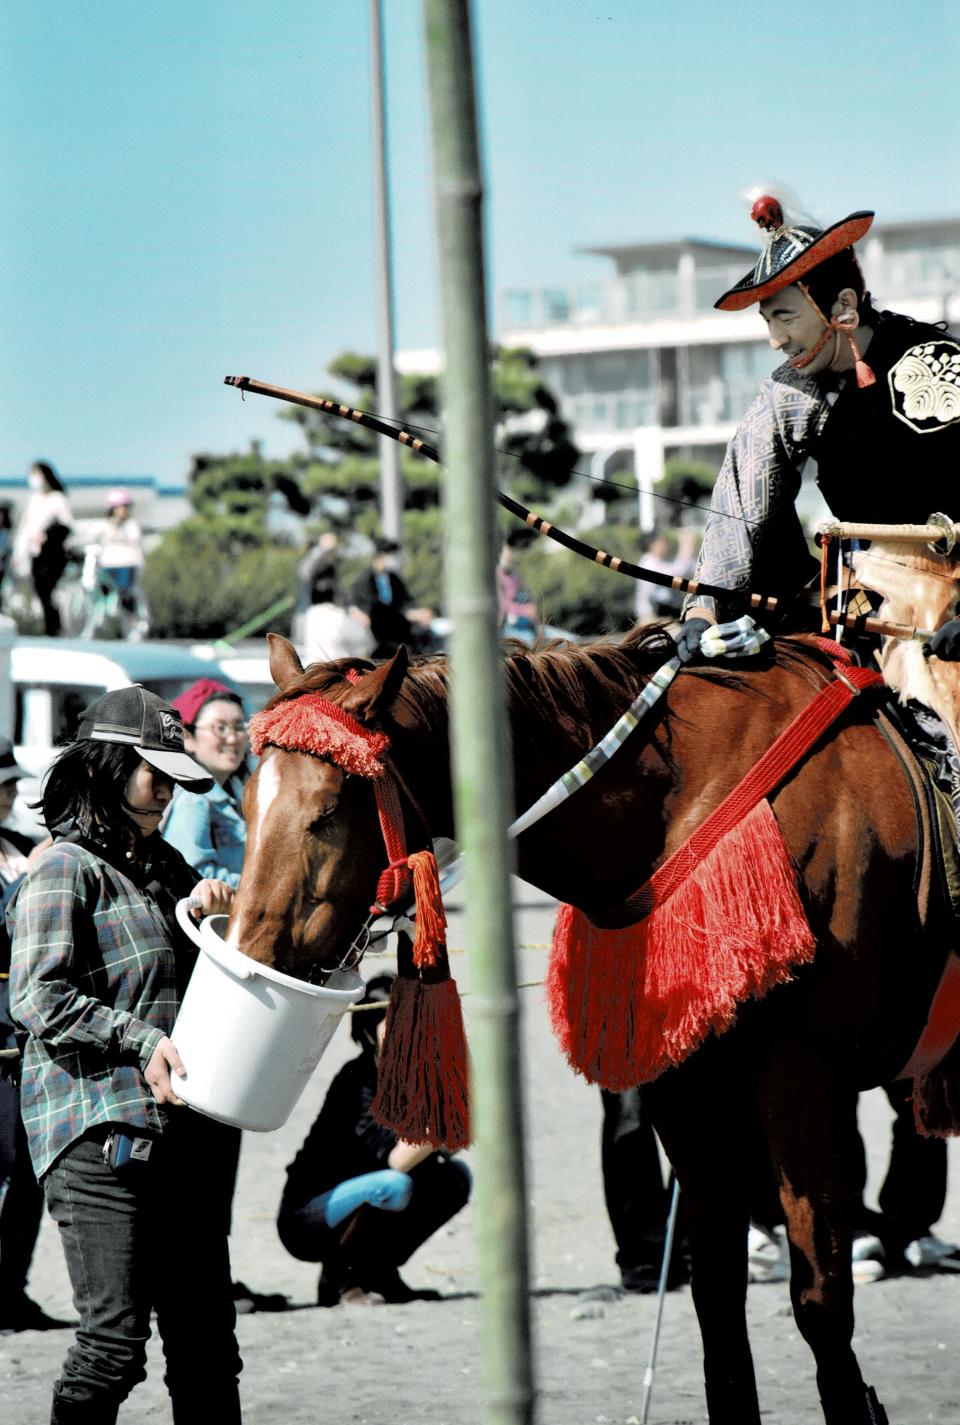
[924,619,960,661]
[673,618,713,666]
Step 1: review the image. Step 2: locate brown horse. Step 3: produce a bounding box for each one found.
[228,628,951,1425]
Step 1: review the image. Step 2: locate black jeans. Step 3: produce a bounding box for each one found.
[44,1116,242,1422]
[278,1154,471,1287]
[854,1081,947,1256]
[0,1077,44,1302]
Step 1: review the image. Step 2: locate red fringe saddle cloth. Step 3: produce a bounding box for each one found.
[547,798,815,1089]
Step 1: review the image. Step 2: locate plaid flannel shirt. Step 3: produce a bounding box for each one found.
[8,840,193,1180]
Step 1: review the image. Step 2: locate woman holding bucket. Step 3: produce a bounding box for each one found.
[7,685,244,1425]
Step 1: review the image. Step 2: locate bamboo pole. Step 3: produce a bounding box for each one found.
[422,5,534,1425]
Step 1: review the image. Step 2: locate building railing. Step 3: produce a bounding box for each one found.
[499,253,960,332]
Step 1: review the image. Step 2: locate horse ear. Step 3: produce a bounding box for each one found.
[267,633,305,690]
[340,646,409,724]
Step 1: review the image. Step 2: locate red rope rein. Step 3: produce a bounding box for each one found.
[620,644,883,923]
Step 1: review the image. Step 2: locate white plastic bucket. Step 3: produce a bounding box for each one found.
[169,900,364,1132]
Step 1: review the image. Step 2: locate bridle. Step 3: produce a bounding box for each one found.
[247,686,442,985]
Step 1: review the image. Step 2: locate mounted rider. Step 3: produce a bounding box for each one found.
[677,193,960,664]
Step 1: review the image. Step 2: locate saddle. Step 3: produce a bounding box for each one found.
[875,698,960,926]
[875,697,960,1133]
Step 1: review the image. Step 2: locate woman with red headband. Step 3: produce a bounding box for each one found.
[676,194,960,662]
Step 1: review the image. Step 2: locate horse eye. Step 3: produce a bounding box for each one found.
[310,805,338,831]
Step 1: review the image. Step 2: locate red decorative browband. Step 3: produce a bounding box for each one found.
[248,693,390,778]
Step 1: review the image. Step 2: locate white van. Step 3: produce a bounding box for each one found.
[9,638,242,836]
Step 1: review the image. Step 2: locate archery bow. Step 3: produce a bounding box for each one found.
[222,375,933,644]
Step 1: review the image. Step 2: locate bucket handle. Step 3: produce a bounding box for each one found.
[175,898,258,982]
[175,897,206,949]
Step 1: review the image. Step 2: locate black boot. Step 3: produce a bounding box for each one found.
[50,1390,119,1424]
[865,1385,890,1425]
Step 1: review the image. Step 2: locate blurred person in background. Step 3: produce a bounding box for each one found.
[91,488,147,636]
[496,533,539,644]
[350,537,435,658]
[13,462,73,636]
[277,973,471,1306]
[162,680,249,891]
[0,739,67,1334]
[634,529,699,624]
[0,504,14,608]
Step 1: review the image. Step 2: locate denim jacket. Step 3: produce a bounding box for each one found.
[161,777,246,889]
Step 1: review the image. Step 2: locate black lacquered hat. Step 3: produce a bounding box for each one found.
[77,685,213,790]
[0,737,27,786]
[715,195,874,311]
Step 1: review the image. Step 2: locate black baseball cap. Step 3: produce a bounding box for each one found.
[77,686,214,791]
[0,737,27,787]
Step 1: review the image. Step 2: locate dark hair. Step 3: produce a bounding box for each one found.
[31,461,65,494]
[38,740,143,836]
[349,972,395,1053]
[374,537,400,557]
[801,248,877,326]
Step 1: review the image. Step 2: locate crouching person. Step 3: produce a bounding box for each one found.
[7,687,243,1425]
[277,973,471,1306]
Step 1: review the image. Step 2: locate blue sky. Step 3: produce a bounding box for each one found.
[2,0,957,486]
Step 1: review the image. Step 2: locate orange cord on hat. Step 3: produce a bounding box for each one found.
[795,282,876,388]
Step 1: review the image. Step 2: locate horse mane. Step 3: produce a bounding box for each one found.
[267,627,838,736]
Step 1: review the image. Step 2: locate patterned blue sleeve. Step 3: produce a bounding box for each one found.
[684,367,830,618]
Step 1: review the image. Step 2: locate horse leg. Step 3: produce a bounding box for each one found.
[647,1050,761,1425]
[756,1051,890,1425]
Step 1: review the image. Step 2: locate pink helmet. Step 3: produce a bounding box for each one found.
[106,487,133,510]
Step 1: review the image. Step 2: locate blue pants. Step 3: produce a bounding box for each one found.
[277,1155,471,1284]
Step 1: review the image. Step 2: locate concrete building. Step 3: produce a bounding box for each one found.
[502,216,958,454]
[402,215,960,535]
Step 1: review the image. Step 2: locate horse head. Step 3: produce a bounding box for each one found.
[226,634,414,979]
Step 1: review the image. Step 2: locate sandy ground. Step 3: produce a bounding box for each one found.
[2,881,959,1425]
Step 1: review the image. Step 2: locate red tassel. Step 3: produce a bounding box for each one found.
[547,799,815,1090]
[406,850,447,969]
[854,357,876,389]
[911,1034,960,1138]
[372,965,471,1150]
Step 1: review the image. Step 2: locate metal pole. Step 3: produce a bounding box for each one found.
[640,1174,681,1424]
[423,4,534,1424]
[370,0,402,543]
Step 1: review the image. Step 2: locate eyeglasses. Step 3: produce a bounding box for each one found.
[194,720,248,740]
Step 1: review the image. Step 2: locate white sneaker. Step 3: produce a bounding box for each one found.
[851,1232,886,1284]
[852,1257,885,1284]
[905,1234,960,1271]
[851,1233,884,1263]
[747,1225,790,1283]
